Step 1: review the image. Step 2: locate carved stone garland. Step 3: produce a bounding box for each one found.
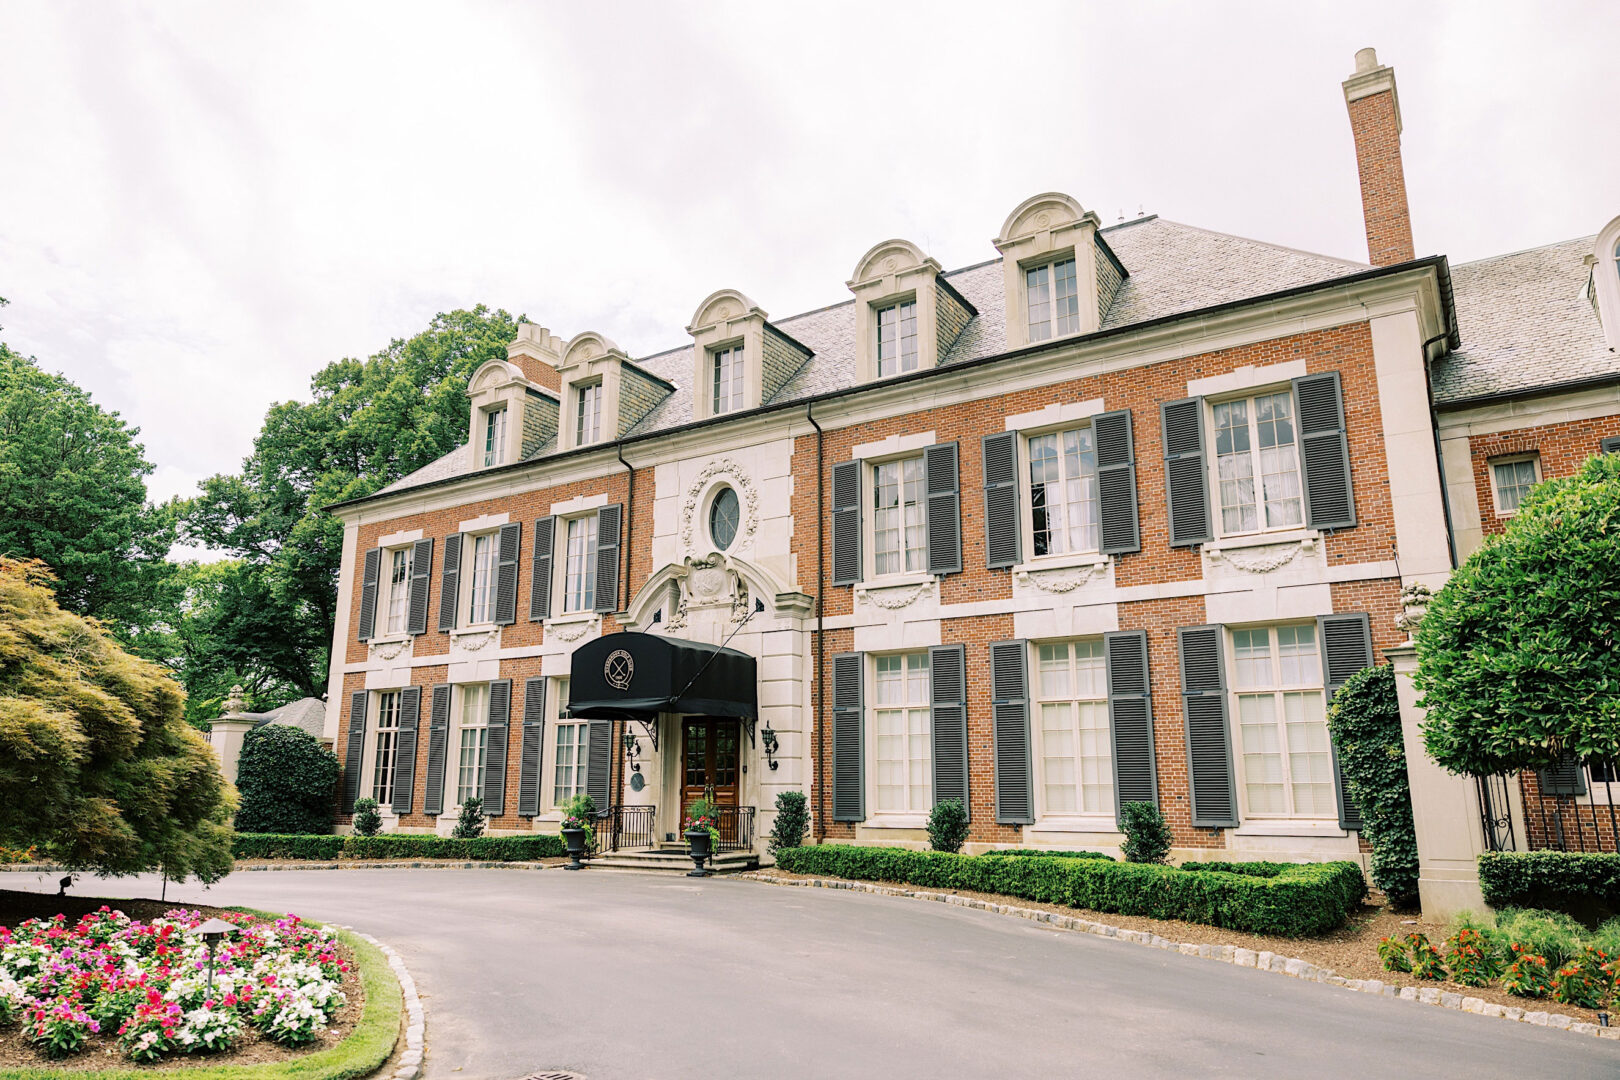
[680,459,760,555]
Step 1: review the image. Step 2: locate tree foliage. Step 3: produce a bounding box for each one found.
[0,557,234,881]
[1326,664,1418,908]
[1416,453,1620,775]
[233,723,339,835]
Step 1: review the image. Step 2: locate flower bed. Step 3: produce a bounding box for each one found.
[0,906,353,1066]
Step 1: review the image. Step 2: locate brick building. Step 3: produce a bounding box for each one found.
[319,49,1620,867]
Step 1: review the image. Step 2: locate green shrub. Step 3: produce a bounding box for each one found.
[1593,917,1620,956]
[1377,935,1411,972]
[1407,932,1447,979]
[1445,928,1502,986]
[233,832,565,861]
[1501,944,1554,998]
[352,798,382,837]
[234,724,340,835]
[1479,851,1620,924]
[927,799,969,853]
[452,796,486,839]
[1553,946,1614,1009]
[1326,664,1418,908]
[979,849,1114,861]
[768,791,809,855]
[1185,860,1288,878]
[1120,802,1171,864]
[1446,908,1510,966]
[774,845,1365,937]
[1494,907,1586,968]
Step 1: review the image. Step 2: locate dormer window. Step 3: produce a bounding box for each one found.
[712,344,745,414]
[876,300,919,377]
[481,406,508,467]
[847,240,972,385]
[575,381,603,445]
[1593,215,1620,352]
[995,193,1118,351]
[1026,256,1081,342]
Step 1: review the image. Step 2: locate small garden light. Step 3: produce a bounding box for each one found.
[196,918,239,995]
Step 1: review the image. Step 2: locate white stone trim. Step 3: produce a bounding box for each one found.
[550,492,609,517]
[1186,360,1307,398]
[1003,398,1107,432]
[1370,311,1451,587]
[852,430,936,462]
[1231,820,1349,838]
[457,512,509,533]
[377,528,425,548]
[335,929,425,1080]
[326,521,360,742]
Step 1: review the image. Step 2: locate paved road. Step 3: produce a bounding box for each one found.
[6,868,1617,1080]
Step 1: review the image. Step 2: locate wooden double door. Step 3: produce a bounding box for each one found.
[681,717,740,812]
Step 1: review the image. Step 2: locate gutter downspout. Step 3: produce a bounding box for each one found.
[1420,332,1459,571]
[805,403,826,843]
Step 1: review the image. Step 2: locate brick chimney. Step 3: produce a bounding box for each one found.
[1343,47,1415,266]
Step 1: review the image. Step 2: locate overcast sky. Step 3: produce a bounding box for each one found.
[2,0,1616,515]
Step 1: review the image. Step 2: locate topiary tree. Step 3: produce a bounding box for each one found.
[234,724,339,834]
[1326,664,1418,908]
[1120,802,1172,864]
[927,799,970,853]
[1416,453,1620,775]
[351,797,382,837]
[768,790,808,855]
[452,796,485,839]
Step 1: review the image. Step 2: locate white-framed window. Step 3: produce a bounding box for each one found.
[456,683,490,807]
[371,690,401,806]
[551,679,590,808]
[1026,256,1080,342]
[563,515,598,613]
[1027,427,1100,557]
[876,300,918,377]
[384,546,413,635]
[1035,641,1112,816]
[575,381,602,445]
[482,406,508,467]
[466,532,497,624]
[1212,391,1304,536]
[1231,625,1333,820]
[1490,455,1540,516]
[873,652,931,814]
[872,456,926,576]
[711,345,744,415]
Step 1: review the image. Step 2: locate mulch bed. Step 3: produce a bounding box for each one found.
[0,889,364,1072]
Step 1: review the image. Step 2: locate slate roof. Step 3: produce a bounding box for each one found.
[1430,235,1618,405]
[375,216,1371,498]
[249,697,328,739]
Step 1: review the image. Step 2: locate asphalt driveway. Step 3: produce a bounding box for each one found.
[6,867,1616,1080]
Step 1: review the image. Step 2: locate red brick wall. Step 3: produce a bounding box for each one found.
[1346,87,1415,266]
[1467,415,1620,535]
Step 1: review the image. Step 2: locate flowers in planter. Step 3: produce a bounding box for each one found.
[683,798,722,847]
[0,905,348,1063]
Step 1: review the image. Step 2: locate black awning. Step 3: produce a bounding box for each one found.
[566,631,757,720]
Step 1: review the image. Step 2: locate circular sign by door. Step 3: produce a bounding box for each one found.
[604,649,634,690]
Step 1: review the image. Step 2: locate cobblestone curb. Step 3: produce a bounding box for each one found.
[341,927,426,1080]
[742,872,1620,1043]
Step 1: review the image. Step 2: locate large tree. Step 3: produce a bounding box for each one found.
[1416,452,1620,776]
[0,557,234,881]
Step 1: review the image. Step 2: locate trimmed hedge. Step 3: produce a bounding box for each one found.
[776,845,1366,937]
[1479,851,1620,924]
[979,848,1115,862]
[234,833,565,862]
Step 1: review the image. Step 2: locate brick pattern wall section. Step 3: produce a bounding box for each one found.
[1095,245,1124,322]
[508,355,560,391]
[521,389,558,459]
[762,325,813,403]
[1467,414,1620,535]
[617,363,672,436]
[1519,773,1620,853]
[1346,88,1415,266]
[935,281,973,361]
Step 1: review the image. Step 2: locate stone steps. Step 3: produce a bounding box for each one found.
[583,849,761,875]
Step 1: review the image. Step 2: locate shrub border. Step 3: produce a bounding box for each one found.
[743,872,1620,1041]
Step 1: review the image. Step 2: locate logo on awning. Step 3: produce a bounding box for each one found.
[604,649,635,690]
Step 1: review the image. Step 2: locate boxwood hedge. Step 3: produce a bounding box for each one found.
[979,848,1115,861]
[234,833,565,862]
[1479,851,1620,924]
[776,845,1366,937]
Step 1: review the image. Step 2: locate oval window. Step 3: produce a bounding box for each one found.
[709,487,740,550]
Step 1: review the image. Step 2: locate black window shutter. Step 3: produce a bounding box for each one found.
[990,639,1034,825]
[1104,630,1157,826]
[342,691,368,814]
[530,517,554,621]
[391,686,420,816]
[1293,372,1356,530]
[929,643,968,817]
[1162,398,1212,547]
[407,538,434,636]
[1539,752,1588,796]
[831,651,865,821]
[423,684,451,816]
[1094,410,1141,555]
[437,534,462,632]
[1602,435,1620,455]
[594,504,622,614]
[483,678,512,815]
[494,523,522,626]
[1319,613,1373,830]
[1179,625,1238,828]
[585,718,612,808]
[831,460,863,586]
[357,548,381,642]
[517,678,546,817]
[981,432,1021,569]
[925,442,962,575]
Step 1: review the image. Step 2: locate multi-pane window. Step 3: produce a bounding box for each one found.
[456,683,489,807]
[551,680,589,807]
[873,653,931,813]
[575,382,602,445]
[385,547,413,635]
[876,301,918,377]
[1026,257,1080,342]
[712,345,744,414]
[1492,458,1539,515]
[482,407,507,467]
[563,516,598,613]
[1213,392,1304,535]
[1232,625,1333,819]
[371,690,400,805]
[1028,428,1100,556]
[872,457,926,576]
[1036,642,1112,815]
[467,532,496,624]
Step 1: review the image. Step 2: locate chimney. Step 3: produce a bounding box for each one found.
[1342,47,1415,266]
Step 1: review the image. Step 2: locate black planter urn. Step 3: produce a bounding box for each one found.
[685,827,713,877]
[561,827,589,870]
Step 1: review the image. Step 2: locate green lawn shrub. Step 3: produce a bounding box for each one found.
[1120,802,1171,863]
[768,791,809,855]
[1326,663,1418,907]
[235,725,339,835]
[979,849,1114,861]
[927,799,969,853]
[1479,851,1620,925]
[234,833,565,861]
[776,845,1365,937]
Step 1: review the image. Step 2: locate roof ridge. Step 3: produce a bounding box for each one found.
[1142,216,1369,269]
[1452,233,1599,269]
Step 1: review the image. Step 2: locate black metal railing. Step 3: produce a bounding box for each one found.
[1531,792,1620,853]
[593,805,656,853]
[1476,774,1517,852]
[713,806,755,852]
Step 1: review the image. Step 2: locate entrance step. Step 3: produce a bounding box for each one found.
[585,849,760,875]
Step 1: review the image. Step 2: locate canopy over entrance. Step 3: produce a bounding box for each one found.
[566,632,758,721]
